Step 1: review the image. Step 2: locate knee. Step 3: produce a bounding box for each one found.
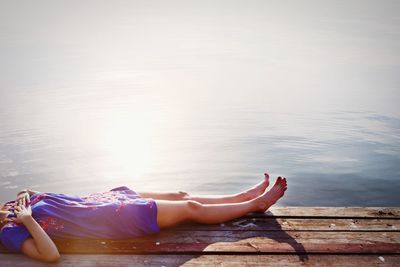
[186,200,203,214]
[176,191,190,200]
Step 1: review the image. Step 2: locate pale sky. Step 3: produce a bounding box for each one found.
[1,0,399,115]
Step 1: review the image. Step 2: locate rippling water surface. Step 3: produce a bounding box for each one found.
[1,1,400,205]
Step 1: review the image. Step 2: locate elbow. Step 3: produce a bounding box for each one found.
[42,253,61,263]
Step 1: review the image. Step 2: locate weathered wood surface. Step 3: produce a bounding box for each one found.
[43,231,399,254]
[1,207,399,266]
[171,218,400,231]
[259,207,400,218]
[0,254,399,267]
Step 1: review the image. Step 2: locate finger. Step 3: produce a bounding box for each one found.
[22,197,26,207]
[25,194,30,203]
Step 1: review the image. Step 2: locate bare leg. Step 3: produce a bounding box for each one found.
[156,177,287,228]
[139,173,270,204]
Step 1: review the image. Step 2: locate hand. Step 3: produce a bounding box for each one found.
[0,210,12,224]
[13,198,32,224]
[16,191,30,206]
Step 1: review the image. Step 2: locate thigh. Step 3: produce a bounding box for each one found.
[155,200,191,228]
[138,191,189,201]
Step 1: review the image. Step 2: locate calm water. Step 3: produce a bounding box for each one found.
[1,1,400,206]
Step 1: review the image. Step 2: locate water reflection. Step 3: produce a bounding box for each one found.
[0,1,399,205]
[1,109,399,206]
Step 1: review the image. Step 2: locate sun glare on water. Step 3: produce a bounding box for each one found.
[101,110,159,180]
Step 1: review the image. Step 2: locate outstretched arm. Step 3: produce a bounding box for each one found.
[14,198,60,262]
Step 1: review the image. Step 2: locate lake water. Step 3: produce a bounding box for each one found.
[1,1,400,206]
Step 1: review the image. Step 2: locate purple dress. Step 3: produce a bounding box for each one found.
[0,186,160,252]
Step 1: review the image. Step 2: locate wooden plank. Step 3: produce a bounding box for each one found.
[180,255,400,267]
[0,254,192,267]
[258,207,400,218]
[1,254,399,267]
[171,218,400,231]
[1,231,396,254]
[2,207,399,256]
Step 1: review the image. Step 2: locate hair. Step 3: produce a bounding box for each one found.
[0,204,8,228]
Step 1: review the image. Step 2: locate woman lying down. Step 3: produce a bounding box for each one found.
[0,172,287,262]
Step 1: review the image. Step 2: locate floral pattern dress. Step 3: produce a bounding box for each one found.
[0,186,160,252]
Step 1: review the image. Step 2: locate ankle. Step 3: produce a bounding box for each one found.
[252,196,271,213]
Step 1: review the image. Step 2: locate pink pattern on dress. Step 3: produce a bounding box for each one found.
[82,191,135,213]
[82,191,122,203]
[146,200,155,209]
[115,200,128,212]
[30,194,47,206]
[38,216,64,232]
[2,221,19,229]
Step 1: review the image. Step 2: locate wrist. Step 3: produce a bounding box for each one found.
[20,214,33,224]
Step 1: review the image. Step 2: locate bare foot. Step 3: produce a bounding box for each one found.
[243,172,270,200]
[254,176,287,212]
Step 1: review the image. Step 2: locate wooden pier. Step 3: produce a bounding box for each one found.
[1,207,400,266]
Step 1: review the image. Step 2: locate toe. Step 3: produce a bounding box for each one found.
[264,173,270,185]
[275,179,282,185]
